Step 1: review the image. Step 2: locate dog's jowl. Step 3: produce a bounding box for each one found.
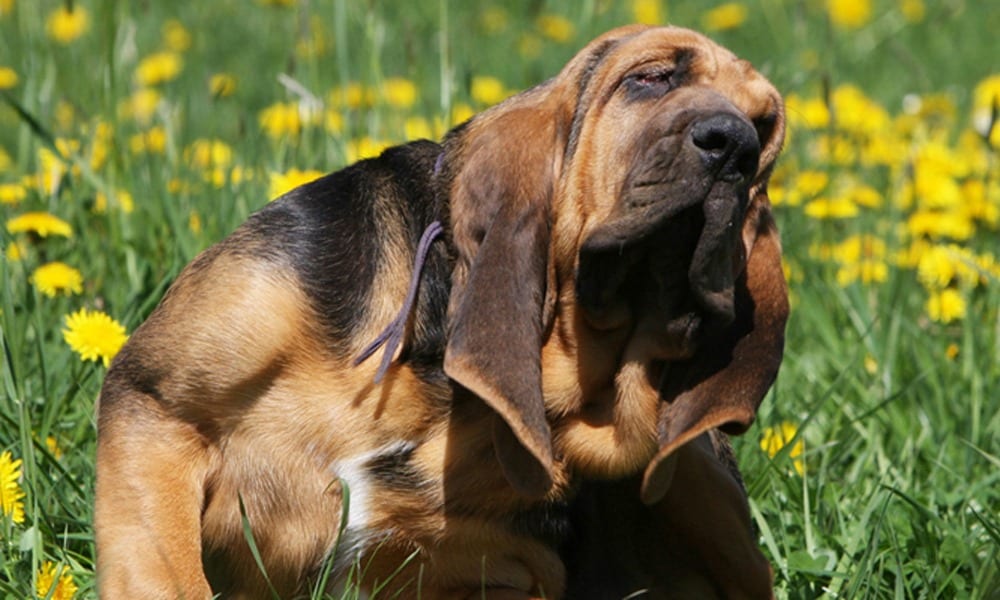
[95,25,788,600]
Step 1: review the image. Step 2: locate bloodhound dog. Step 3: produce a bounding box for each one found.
[95,24,788,599]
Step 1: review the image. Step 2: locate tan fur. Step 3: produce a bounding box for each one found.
[96,25,787,599]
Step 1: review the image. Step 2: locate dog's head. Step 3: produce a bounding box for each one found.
[441,25,787,501]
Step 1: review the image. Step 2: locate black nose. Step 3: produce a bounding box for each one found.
[690,113,760,183]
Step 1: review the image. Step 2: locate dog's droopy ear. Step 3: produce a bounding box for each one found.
[642,195,788,504]
[443,102,566,498]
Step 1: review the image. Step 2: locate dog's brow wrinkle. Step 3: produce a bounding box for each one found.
[565,39,620,163]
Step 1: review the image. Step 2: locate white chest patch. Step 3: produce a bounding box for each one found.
[329,441,416,531]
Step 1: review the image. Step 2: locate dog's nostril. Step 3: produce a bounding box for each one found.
[691,113,760,181]
[692,128,729,154]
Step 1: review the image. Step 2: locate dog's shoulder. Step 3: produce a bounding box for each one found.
[232,139,448,349]
[102,139,452,416]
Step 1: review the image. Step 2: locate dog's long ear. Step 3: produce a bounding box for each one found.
[442,99,566,499]
[443,25,651,498]
[642,189,789,504]
[650,431,775,598]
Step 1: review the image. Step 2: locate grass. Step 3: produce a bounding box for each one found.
[1,0,999,598]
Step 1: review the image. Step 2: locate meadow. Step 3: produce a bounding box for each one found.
[1,0,998,598]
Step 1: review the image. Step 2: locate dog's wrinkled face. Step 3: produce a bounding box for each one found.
[561,27,784,360]
[444,25,787,498]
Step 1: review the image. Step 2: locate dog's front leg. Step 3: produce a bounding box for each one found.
[95,390,214,599]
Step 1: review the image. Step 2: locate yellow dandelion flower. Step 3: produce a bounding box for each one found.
[32,262,84,297]
[1,450,25,523]
[63,308,128,367]
[836,261,888,286]
[945,343,959,360]
[295,17,330,59]
[972,74,1000,144]
[864,355,878,375]
[184,138,233,170]
[35,142,73,178]
[6,211,72,238]
[450,103,476,126]
[848,183,883,208]
[702,3,748,32]
[161,19,191,53]
[470,76,508,107]
[188,211,202,235]
[831,234,880,264]
[536,14,574,43]
[209,73,237,98]
[404,116,433,141]
[45,436,63,460]
[781,257,803,284]
[862,134,909,168]
[128,126,167,155]
[926,289,966,323]
[973,74,1000,111]
[768,184,794,207]
[916,245,957,289]
[46,5,89,44]
[976,252,1000,282]
[203,168,227,189]
[118,88,163,124]
[899,0,925,22]
[814,134,857,165]
[328,82,375,110]
[906,209,974,241]
[380,77,418,109]
[914,169,963,210]
[86,120,114,171]
[785,94,830,130]
[760,422,804,476]
[135,51,183,87]
[346,137,390,164]
[633,0,665,25]
[268,168,324,200]
[0,182,27,204]
[831,234,889,286]
[6,241,27,261]
[229,165,255,186]
[826,0,871,29]
[831,85,891,135]
[0,66,18,89]
[94,189,134,214]
[803,196,858,219]
[53,100,76,131]
[36,561,78,600]
[166,178,190,195]
[793,170,829,199]
[324,110,344,135]
[259,101,303,139]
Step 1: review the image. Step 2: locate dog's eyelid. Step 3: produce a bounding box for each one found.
[620,66,679,100]
[634,70,674,85]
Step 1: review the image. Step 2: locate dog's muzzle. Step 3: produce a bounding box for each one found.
[575,110,761,347]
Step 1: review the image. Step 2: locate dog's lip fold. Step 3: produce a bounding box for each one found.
[577,181,747,329]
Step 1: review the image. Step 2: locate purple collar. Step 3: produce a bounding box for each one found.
[354,220,444,382]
